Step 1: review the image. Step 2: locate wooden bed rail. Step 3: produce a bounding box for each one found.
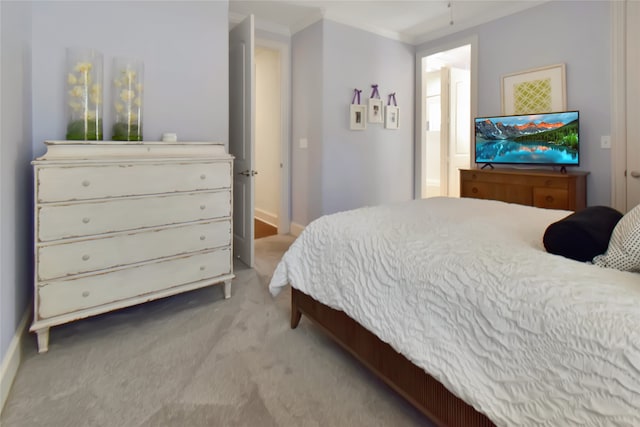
[291,287,496,427]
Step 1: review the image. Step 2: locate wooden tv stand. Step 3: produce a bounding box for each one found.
[460,168,588,211]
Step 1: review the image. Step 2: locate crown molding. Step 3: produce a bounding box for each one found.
[413,0,546,45]
[230,11,291,37]
[320,12,410,44]
[228,11,245,26]
[289,9,324,35]
[232,0,548,46]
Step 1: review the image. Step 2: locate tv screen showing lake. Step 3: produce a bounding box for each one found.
[474,112,580,165]
[475,139,579,165]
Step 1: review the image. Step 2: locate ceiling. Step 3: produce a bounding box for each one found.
[229,0,546,45]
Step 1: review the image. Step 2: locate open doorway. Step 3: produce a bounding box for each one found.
[229,17,291,266]
[415,38,477,200]
[254,40,291,240]
[255,45,281,238]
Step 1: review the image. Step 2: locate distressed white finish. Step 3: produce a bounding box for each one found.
[37,162,231,202]
[31,141,234,353]
[38,191,230,241]
[37,220,231,280]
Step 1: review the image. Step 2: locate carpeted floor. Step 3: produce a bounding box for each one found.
[1,234,429,427]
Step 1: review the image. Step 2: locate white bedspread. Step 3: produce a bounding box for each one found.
[269,197,640,426]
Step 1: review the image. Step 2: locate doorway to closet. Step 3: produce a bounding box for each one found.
[254,44,282,239]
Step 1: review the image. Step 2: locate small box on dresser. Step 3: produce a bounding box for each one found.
[31,141,234,353]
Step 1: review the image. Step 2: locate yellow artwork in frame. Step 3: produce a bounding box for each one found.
[501,64,566,115]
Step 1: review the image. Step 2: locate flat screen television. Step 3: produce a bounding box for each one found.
[474,111,579,167]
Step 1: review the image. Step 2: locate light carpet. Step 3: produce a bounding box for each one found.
[1,234,429,426]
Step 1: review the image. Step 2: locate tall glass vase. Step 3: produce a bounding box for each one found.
[112,58,144,141]
[65,48,103,140]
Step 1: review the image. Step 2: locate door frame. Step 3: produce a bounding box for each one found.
[256,37,291,234]
[610,0,627,212]
[414,35,478,199]
[611,0,640,212]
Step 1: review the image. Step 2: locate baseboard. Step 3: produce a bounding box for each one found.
[254,208,278,228]
[0,307,31,416]
[290,222,305,237]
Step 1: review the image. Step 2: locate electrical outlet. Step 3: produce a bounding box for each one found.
[299,138,308,149]
[601,135,611,149]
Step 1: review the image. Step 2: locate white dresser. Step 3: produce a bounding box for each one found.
[30,141,234,353]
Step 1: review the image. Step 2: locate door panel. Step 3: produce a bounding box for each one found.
[425,94,442,198]
[440,68,450,195]
[448,67,471,197]
[229,15,255,266]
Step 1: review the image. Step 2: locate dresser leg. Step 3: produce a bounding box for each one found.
[35,328,50,353]
[223,279,232,299]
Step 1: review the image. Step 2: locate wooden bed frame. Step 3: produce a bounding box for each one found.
[291,287,496,427]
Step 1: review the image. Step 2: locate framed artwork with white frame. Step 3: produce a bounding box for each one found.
[368,98,383,123]
[350,104,366,130]
[385,105,399,129]
[501,63,566,115]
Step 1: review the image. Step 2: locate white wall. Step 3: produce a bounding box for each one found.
[1,0,33,377]
[291,20,414,226]
[321,20,414,215]
[291,21,324,225]
[417,0,611,206]
[30,0,229,157]
[255,47,281,225]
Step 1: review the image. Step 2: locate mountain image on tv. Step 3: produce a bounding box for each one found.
[475,111,579,165]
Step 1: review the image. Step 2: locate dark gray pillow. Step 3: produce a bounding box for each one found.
[543,206,623,262]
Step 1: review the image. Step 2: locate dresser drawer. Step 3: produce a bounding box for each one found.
[38,219,231,280]
[38,190,230,242]
[460,168,587,211]
[461,181,532,205]
[461,181,492,199]
[37,248,232,319]
[533,188,569,210]
[530,177,569,189]
[36,161,231,202]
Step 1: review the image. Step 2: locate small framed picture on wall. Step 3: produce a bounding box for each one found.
[385,105,399,129]
[350,104,367,130]
[368,98,383,124]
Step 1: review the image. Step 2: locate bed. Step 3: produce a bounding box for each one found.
[269,197,640,426]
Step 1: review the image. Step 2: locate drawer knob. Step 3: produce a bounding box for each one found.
[472,187,478,194]
[82,180,90,187]
[200,235,206,241]
[200,174,206,180]
[200,205,206,210]
[82,217,90,224]
[545,180,552,186]
[200,266,205,271]
[82,254,90,261]
[82,291,90,298]
[546,195,554,202]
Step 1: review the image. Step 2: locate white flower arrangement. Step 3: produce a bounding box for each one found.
[112,61,143,141]
[65,50,103,140]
